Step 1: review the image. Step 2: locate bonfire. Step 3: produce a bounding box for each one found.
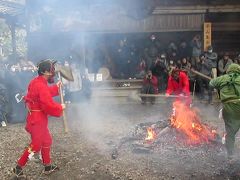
[169,101,217,145]
[112,100,222,159]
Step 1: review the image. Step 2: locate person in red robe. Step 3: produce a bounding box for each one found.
[141,70,158,104]
[166,68,191,105]
[12,59,65,178]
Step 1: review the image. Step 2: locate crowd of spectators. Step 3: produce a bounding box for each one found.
[0,33,240,124]
[0,57,36,125]
[106,34,239,104]
[0,56,91,125]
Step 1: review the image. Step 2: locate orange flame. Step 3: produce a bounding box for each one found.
[145,127,156,141]
[170,101,216,144]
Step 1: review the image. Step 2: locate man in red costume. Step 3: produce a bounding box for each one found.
[166,68,191,105]
[12,59,65,178]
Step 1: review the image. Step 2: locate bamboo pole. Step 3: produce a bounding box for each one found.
[190,69,212,80]
[58,72,69,133]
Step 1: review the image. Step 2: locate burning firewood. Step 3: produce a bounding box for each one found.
[169,101,220,145]
[111,100,224,160]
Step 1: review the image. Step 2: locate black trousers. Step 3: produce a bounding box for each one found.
[156,75,167,93]
[197,77,212,103]
[141,84,155,103]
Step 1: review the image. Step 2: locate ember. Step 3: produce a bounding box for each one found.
[145,127,156,141]
[170,101,217,144]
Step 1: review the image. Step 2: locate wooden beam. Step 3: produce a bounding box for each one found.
[153,5,240,14]
[212,22,240,31]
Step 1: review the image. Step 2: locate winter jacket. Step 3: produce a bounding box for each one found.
[210,63,240,103]
[200,58,213,76]
[143,75,158,94]
[210,63,240,118]
[205,52,218,68]
[218,58,233,75]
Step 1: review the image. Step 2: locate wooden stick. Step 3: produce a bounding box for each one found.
[58,72,69,133]
[157,126,171,138]
[192,80,196,101]
[190,69,212,80]
[138,94,188,98]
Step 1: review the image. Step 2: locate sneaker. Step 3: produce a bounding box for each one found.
[29,153,42,163]
[43,164,59,175]
[12,166,25,178]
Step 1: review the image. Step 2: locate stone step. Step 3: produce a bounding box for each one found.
[92,86,142,90]
[91,79,143,88]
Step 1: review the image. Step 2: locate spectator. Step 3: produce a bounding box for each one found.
[218,52,233,76]
[168,50,178,65]
[196,54,213,104]
[0,83,7,127]
[135,58,147,79]
[178,41,190,60]
[167,42,178,55]
[63,59,82,103]
[176,59,182,69]
[81,74,92,101]
[151,54,168,93]
[167,60,176,75]
[234,54,240,65]
[191,35,202,66]
[141,70,158,104]
[205,45,218,78]
[180,57,191,70]
[114,38,131,78]
[144,35,159,69]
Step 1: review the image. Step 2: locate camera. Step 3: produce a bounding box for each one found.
[147,74,152,79]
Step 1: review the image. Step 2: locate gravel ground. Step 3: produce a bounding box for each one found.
[1,102,240,180]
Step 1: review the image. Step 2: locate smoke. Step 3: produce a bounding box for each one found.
[66,90,174,154]
[2,0,224,152]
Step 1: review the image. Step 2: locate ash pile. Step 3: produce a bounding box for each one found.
[112,119,224,158]
[110,101,240,179]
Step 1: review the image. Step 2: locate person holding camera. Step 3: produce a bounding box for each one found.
[195,54,214,104]
[205,45,218,79]
[191,35,202,67]
[151,54,168,93]
[141,70,158,104]
[218,52,233,76]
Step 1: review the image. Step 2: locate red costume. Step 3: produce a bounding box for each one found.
[143,75,158,94]
[166,71,190,96]
[166,71,191,105]
[17,76,63,167]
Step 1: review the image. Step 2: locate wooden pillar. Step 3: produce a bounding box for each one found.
[25,0,30,60]
[9,20,17,62]
[203,22,212,51]
[81,33,87,74]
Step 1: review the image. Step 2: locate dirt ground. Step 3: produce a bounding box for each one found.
[1,101,240,180]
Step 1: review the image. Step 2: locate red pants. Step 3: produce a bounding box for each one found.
[18,123,52,167]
